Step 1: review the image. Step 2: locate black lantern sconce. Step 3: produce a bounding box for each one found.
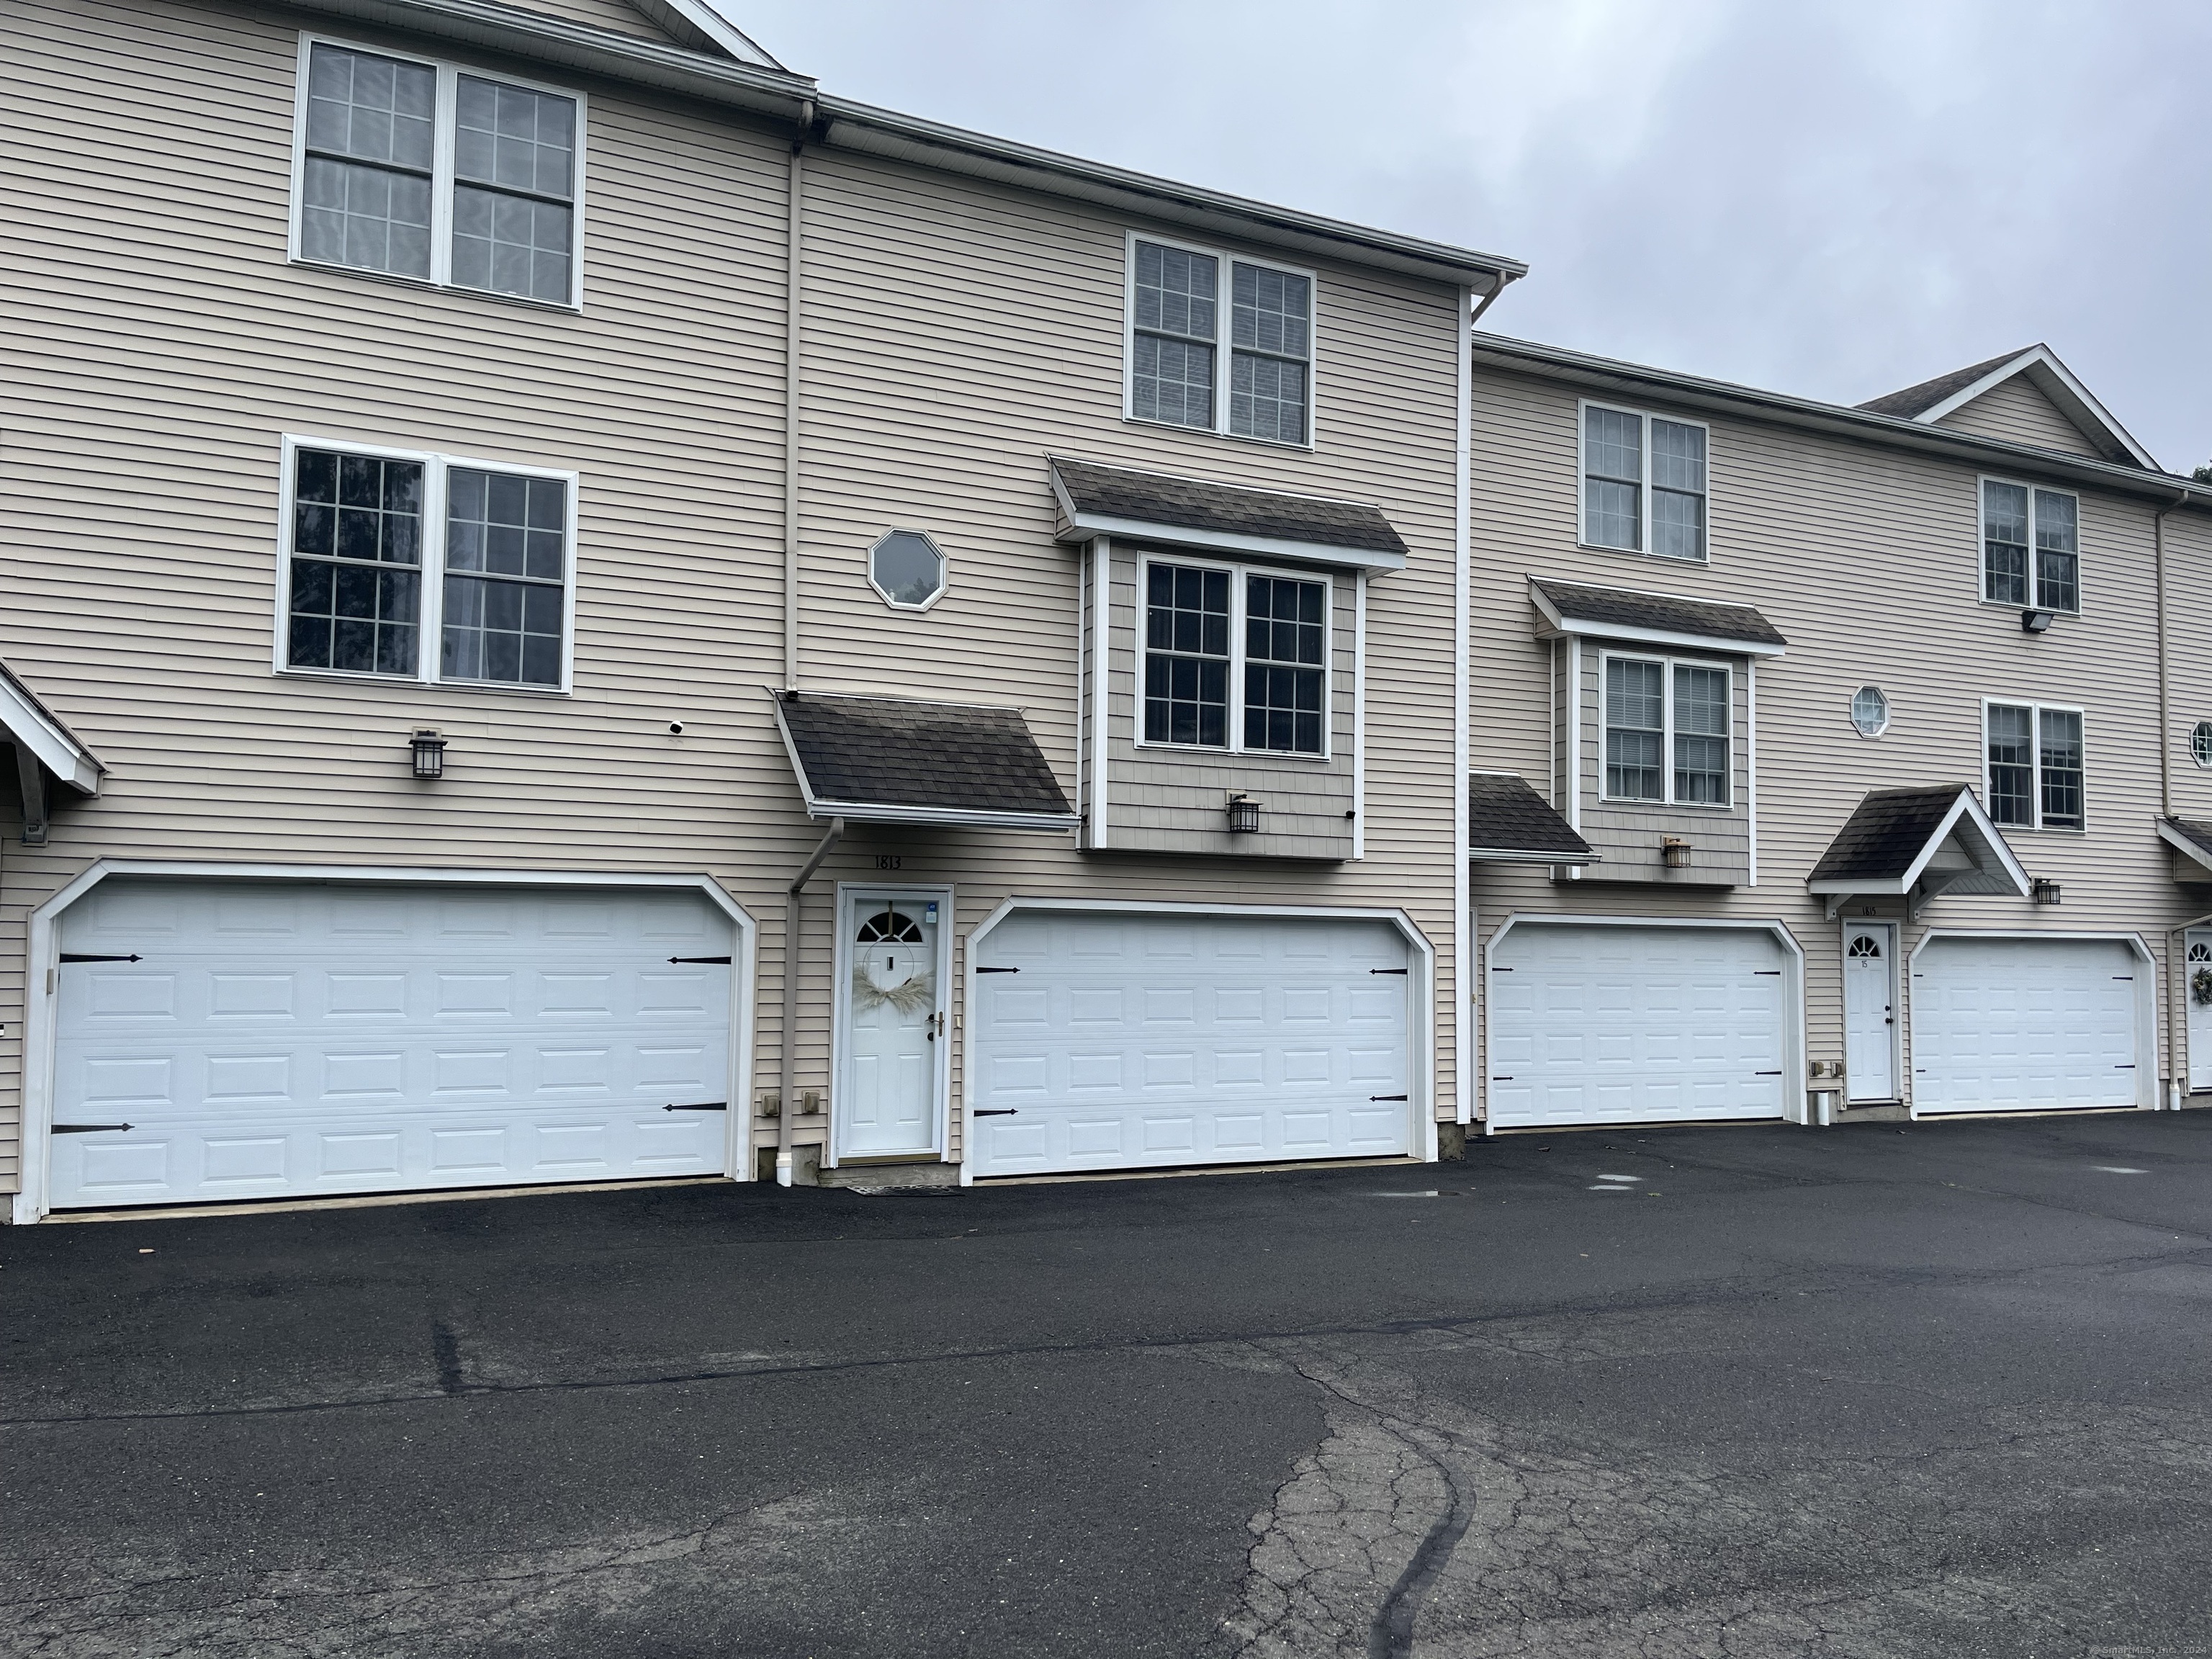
[1225,793,1261,835]
[2031,878,2062,906]
[409,729,448,780]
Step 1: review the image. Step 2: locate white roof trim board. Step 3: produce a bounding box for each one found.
[1527,580,1789,658]
[1913,345,2159,471]
[0,661,102,793]
[634,0,783,66]
[2156,818,2212,876]
[1806,788,2031,900]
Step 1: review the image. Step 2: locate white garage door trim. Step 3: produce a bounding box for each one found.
[1481,914,1809,1130]
[1907,928,2158,1117]
[958,898,1437,1184]
[14,860,758,1225]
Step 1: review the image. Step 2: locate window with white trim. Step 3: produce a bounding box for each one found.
[283,441,573,689]
[295,40,583,307]
[1981,479,2078,611]
[1581,404,1708,560]
[1985,701,2083,830]
[1142,559,1329,755]
[1128,237,1313,445]
[1602,653,1732,805]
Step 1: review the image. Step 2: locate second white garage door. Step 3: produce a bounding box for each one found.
[1487,922,1792,1128]
[967,910,1416,1177]
[1912,935,2145,1113]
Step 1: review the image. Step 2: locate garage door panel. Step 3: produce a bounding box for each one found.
[1913,937,2141,1114]
[48,881,734,1208]
[1488,923,1790,1128]
[969,912,1415,1177]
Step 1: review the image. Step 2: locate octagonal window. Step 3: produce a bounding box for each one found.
[868,530,946,611]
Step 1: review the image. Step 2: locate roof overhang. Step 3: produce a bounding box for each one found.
[2157,817,2212,878]
[1807,788,2030,917]
[1470,335,2212,514]
[1465,771,1598,866]
[1470,845,1597,866]
[1048,462,1407,574]
[286,0,1524,295]
[1,662,102,795]
[1912,346,2159,471]
[1527,580,1787,657]
[770,691,1081,832]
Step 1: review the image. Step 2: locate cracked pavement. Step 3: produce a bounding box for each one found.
[6,1115,2212,1655]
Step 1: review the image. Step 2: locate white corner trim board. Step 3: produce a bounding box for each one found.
[12,861,761,1225]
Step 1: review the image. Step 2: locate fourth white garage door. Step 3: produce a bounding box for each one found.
[1487,922,1791,1128]
[1911,935,2144,1113]
[45,878,735,1210]
[967,910,1415,1178]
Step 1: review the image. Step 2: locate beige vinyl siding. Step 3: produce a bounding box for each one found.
[1468,362,2195,1115]
[1934,376,2108,461]
[507,0,678,41]
[1572,645,1752,885]
[1,0,1470,1189]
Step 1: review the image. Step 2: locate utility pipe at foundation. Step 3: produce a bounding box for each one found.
[776,815,843,1185]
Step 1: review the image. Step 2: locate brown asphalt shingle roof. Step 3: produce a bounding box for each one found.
[1050,457,1407,556]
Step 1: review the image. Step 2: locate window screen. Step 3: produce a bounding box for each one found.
[1228,263,1311,444]
[1583,407,1642,551]
[1672,665,1729,804]
[1982,481,2031,605]
[1131,242,1218,430]
[2038,706,2083,828]
[1650,419,1707,560]
[441,469,567,685]
[300,45,435,279]
[1987,703,2036,826]
[2033,490,2079,612]
[1604,657,1665,801]
[451,76,576,304]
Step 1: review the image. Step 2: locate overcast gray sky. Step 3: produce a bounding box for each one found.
[745,0,2212,473]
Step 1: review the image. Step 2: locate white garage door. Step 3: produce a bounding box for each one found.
[968,910,1415,1178]
[1488,922,1791,1127]
[47,879,735,1209]
[1912,935,2143,1113]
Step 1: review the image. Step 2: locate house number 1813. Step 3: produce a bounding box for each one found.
[874,855,902,871]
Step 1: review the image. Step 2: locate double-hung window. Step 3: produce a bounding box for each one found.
[282,439,575,691]
[1128,236,1315,445]
[1981,480,2079,611]
[1581,404,1709,560]
[1985,701,2084,830]
[1143,559,1330,755]
[294,39,583,307]
[1603,655,1732,805]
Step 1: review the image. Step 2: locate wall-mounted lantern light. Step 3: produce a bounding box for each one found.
[2020,609,2055,634]
[1226,793,1261,834]
[2032,878,2062,905]
[410,729,448,780]
[1661,836,1691,868]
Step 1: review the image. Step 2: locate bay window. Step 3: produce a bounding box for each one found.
[1603,653,1732,806]
[1143,559,1330,755]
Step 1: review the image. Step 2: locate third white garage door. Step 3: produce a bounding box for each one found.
[1487,922,1792,1128]
[1911,935,2146,1113]
[966,909,1416,1178]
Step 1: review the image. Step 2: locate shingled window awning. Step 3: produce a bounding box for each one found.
[1529,577,1788,656]
[1807,785,2029,918]
[1048,456,1409,572]
[770,689,1080,831]
[1467,773,1596,865]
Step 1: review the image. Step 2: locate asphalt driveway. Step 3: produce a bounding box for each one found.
[7,1113,2212,1658]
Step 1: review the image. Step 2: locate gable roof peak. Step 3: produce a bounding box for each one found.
[1856,342,2156,470]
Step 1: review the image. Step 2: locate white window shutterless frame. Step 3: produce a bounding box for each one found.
[287,35,588,311]
[1123,231,1319,449]
[1979,477,2081,613]
[273,435,580,695]
[1136,552,1333,760]
[1578,400,1711,561]
[1598,650,1732,807]
[1982,698,2087,831]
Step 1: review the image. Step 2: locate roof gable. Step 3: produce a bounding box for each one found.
[1856,344,2155,469]
[509,0,786,65]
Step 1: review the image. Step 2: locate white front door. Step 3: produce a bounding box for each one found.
[835,889,945,1159]
[1842,922,1898,1102]
[2188,931,2212,1094]
[48,878,735,1210]
[967,909,1413,1178]
[1487,922,1791,1128]
[1912,935,2142,1113]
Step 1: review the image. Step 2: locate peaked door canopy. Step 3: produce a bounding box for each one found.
[1806,784,2031,918]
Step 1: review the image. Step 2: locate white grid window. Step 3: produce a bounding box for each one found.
[1142,558,1331,756]
[280,439,575,691]
[1982,479,2079,611]
[1603,653,1732,806]
[1581,404,1709,561]
[292,40,584,307]
[1986,701,2085,830]
[1128,236,1315,446]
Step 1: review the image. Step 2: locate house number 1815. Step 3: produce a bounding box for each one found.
[874,855,902,871]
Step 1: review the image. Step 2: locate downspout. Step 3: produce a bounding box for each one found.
[777,814,843,1184]
[2158,490,2184,1107]
[783,98,815,692]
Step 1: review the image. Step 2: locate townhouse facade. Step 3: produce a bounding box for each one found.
[5,0,2211,1224]
[1,0,1518,1220]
